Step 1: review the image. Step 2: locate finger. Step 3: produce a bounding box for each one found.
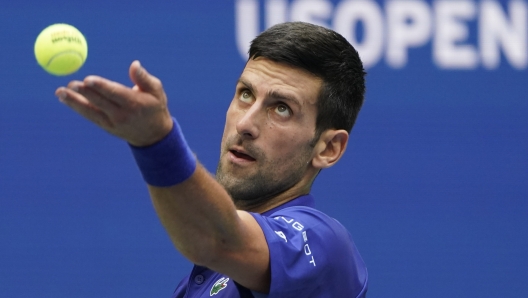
[83,75,136,107]
[56,87,113,128]
[129,60,164,98]
[68,81,120,113]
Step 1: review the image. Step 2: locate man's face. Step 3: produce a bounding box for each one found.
[216,57,322,208]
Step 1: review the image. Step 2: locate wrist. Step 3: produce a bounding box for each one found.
[129,117,196,187]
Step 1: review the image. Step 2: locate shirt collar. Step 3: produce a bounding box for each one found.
[261,194,315,217]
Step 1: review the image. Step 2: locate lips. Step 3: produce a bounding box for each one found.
[229,147,256,161]
[230,149,256,161]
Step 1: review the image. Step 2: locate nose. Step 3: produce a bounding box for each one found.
[235,103,261,139]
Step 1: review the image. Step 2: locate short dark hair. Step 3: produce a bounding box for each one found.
[249,22,366,137]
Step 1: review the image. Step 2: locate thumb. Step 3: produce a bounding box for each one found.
[129,60,164,97]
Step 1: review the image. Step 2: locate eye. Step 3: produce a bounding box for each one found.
[239,90,253,103]
[273,103,292,118]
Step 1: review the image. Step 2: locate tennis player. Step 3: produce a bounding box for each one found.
[56,22,367,297]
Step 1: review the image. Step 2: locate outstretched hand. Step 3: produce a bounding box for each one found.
[55,60,173,147]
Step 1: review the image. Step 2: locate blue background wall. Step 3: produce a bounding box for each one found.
[1,1,527,297]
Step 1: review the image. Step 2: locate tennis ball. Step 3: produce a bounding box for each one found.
[34,23,88,76]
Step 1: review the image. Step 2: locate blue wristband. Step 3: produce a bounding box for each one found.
[129,118,196,187]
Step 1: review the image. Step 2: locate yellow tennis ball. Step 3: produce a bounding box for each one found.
[34,23,88,76]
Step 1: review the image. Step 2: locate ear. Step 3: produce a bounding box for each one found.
[312,129,349,169]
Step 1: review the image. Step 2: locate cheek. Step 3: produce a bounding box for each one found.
[265,132,312,160]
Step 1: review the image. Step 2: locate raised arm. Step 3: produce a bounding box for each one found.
[55,61,270,293]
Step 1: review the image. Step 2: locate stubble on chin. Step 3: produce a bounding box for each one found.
[215,153,268,206]
[216,147,313,211]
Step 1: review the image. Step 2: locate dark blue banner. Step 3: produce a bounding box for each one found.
[1,1,526,297]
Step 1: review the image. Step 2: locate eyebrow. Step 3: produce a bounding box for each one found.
[237,78,255,95]
[237,78,302,109]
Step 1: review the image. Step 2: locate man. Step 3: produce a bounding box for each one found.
[56,22,367,297]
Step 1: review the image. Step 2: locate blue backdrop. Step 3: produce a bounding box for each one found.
[1,1,527,297]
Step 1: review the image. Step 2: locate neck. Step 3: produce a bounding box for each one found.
[234,173,315,213]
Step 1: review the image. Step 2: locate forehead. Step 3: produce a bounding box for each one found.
[240,57,322,106]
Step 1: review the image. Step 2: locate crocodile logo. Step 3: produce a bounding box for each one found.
[210,277,229,296]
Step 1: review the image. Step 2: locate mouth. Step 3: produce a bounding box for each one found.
[229,149,256,162]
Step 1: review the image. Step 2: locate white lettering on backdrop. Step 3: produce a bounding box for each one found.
[235,0,528,69]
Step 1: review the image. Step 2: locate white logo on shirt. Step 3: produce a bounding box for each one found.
[275,231,287,242]
[274,216,316,266]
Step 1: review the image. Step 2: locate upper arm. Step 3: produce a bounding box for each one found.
[206,210,271,293]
